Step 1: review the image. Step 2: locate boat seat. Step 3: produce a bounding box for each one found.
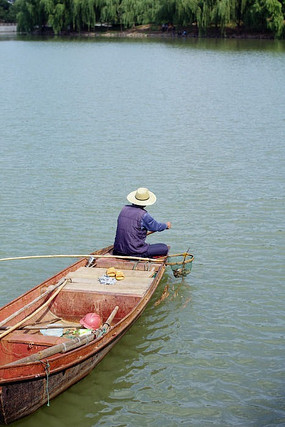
[66,267,155,279]
[64,267,155,296]
[2,331,69,347]
[50,267,156,322]
[0,332,70,365]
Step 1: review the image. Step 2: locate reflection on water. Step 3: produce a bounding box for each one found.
[154,276,192,309]
[1,34,285,53]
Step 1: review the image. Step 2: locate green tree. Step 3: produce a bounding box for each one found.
[16,0,46,32]
[176,0,199,26]
[13,0,285,38]
[211,0,233,34]
[100,0,122,27]
[244,0,284,38]
[196,0,211,34]
[120,0,137,27]
[41,0,73,33]
[156,0,177,24]
[73,0,96,31]
[0,0,16,22]
[263,0,284,38]
[133,0,159,25]
[235,0,250,26]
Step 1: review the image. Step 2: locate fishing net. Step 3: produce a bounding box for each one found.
[167,252,194,278]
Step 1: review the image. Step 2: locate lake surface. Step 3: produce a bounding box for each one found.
[0,34,285,426]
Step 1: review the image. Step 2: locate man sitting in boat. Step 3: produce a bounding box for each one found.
[113,187,171,258]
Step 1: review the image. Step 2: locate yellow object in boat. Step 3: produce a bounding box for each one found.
[115,270,125,280]
[106,267,116,277]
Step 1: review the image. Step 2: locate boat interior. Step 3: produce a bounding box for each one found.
[0,256,162,365]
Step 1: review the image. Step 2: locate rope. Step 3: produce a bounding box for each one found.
[40,360,50,407]
[95,326,108,338]
[133,261,139,270]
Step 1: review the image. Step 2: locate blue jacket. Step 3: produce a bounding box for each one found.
[114,205,167,255]
[114,205,148,255]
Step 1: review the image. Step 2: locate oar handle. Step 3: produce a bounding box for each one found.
[103,306,119,329]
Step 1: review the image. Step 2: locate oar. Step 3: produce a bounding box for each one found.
[0,323,82,331]
[5,306,119,367]
[0,278,67,328]
[0,253,165,263]
[0,278,70,340]
[0,231,170,264]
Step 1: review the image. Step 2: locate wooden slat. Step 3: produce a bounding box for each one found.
[66,267,155,280]
[63,277,153,296]
[62,266,156,296]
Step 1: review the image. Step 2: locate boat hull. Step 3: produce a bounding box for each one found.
[0,332,122,425]
[0,247,166,424]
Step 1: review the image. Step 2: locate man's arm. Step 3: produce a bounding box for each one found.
[142,212,171,232]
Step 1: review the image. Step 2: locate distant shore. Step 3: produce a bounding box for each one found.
[1,23,277,39]
[78,24,276,40]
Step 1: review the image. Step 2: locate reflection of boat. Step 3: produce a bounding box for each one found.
[0,246,168,425]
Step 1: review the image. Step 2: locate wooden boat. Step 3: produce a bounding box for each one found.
[0,246,169,425]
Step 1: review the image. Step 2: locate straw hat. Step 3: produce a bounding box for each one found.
[127,187,157,206]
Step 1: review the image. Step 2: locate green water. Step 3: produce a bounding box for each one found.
[0,35,285,426]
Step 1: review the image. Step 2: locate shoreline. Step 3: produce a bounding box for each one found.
[67,31,276,41]
[2,23,279,40]
[73,25,277,40]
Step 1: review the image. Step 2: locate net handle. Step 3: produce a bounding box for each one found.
[166,253,194,266]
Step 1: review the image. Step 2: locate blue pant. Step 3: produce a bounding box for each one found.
[142,243,169,258]
[113,243,168,258]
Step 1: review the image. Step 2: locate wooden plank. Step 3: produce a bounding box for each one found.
[66,267,155,280]
[69,276,151,285]
[4,332,69,346]
[63,277,152,296]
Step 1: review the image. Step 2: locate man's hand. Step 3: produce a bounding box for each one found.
[166,222,172,229]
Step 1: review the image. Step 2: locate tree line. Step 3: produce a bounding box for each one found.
[0,0,16,22]
[1,0,284,38]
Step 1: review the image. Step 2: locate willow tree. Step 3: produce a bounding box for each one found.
[262,0,284,38]
[211,0,233,34]
[99,0,123,28]
[16,0,47,32]
[156,0,178,24]
[235,0,249,25]
[85,0,97,29]
[243,0,284,37]
[50,3,65,33]
[72,0,96,31]
[120,0,138,27]
[176,0,199,26]
[196,1,212,34]
[133,0,161,25]
[40,0,73,33]
[0,0,17,22]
